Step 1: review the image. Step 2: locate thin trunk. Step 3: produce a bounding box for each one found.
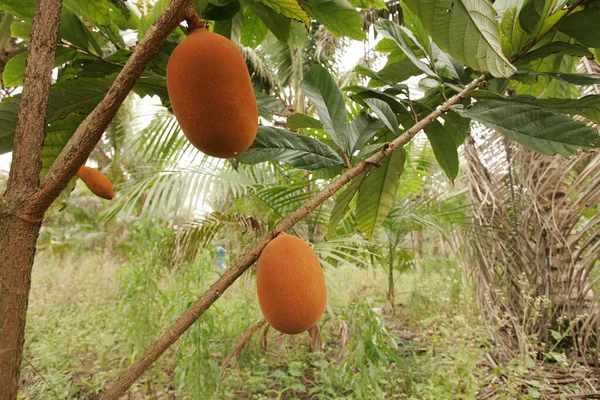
[0,213,43,399]
[412,230,423,273]
[388,260,394,311]
[0,0,62,397]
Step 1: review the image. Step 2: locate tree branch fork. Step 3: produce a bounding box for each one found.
[2,0,487,398]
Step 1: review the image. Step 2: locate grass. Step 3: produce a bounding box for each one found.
[19,240,598,399]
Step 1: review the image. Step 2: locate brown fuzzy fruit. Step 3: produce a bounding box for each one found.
[257,234,327,334]
[166,28,258,158]
[76,166,114,200]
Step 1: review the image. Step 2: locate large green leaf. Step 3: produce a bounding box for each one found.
[255,92,286,119]
[250,2,291,42]
[236,126,344,170]
[3,46,78,87]
[457,100,600,156]
[424,120,459,183]
[253,0,310,26]
[200,0,241,20]
[500,6,533,58]
[301,65,351,153]
[364,98,399,135]
[41,115,86,177]
[287,113,324,130]
[65,0,125,47]
[355,147,406,239]
[518,0,552,37]
[403,0,516,78]
[299,0,365,40]
[518,41,593,64]
[344,85,409,115]
[327,173,366,239]
[471,91,600,125]
[513,70,600,85]
[374,20,436,78]
[0,84,109,154]
[241,8,268,48]
[556,9,600,48]
[443,110,470,146]
[349,111,385,153]
[0,0,35,19]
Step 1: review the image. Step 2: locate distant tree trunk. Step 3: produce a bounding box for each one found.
[388,260,395,311]
[411,230,423,274]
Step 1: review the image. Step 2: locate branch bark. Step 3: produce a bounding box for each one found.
[0,1,62,398]
[100,74,487,398]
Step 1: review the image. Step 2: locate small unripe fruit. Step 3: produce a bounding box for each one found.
[257,234,327,334]
[166,28,258,158]
[76,166,114,200]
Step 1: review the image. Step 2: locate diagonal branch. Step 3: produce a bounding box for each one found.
[4,0,62,200]
[99,74,487,398]
[27,0,195,213]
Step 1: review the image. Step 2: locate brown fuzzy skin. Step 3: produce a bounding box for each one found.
[257,234,327,335]
[76,166,114,200]
[166,28,258,158]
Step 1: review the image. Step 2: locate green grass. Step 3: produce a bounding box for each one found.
[19,245,520,399]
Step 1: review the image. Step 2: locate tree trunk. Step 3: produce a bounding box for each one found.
[0,211,43,399]
[412,230,423,273]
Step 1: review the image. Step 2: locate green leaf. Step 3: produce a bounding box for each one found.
[287,113,324,130]
[255,92,286,119]
[500,6,533,58]
[0,0,35,19]
[519,41,593,64]
[519,0,552,37]
[457,100,600,156]
[374,20,436,78]
[364,98,399,135]
[299,0,365,40]
[236,126,344,170]
[251,2,291,42]
[200,0,241,20]
[471,91,600,125]
[0,83,109,154]
[556,9,600,48]
[327,173,366,239]
[424,120,459,182]
[241,8,269,47]
[344,85,409,115]
[443,110,470,146]
[513,70,600,86]
[253,0,310,27]
[41,115,86,177]
[3,46,77,88]
[350,111,385,153]
[301,65,351,153]
[356,147,406,239]
[377,50,424,84]
[403,0,516,78]
[138,0,169,41]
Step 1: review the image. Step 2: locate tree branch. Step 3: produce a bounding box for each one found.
[99,74,487,398]
[4,0,62,200]
[28,0,194,213]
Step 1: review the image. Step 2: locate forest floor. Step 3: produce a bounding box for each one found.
[18,250,600,399]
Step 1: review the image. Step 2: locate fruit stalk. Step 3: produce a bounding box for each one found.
[99,74,487,398]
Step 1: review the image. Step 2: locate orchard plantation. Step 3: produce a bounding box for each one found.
[1,0,600,398]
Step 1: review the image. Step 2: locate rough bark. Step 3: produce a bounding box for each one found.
[99,75,487,398]
[0,0,62,398]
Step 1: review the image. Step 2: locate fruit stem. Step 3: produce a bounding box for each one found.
[184,6,205,32]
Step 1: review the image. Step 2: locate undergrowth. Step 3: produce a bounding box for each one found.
[20,230,597,399]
